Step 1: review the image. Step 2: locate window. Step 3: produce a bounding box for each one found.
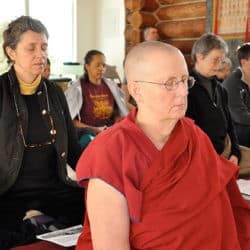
[0,0,75,75]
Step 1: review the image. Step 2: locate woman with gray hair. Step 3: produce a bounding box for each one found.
[186,33,240,165]
[0,16,84,249]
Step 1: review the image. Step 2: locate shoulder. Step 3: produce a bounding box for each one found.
[181,117,213,141]
[223,69,242,87]
[45,79,66,101]
[91,119,129,148]
[0,71,10,88]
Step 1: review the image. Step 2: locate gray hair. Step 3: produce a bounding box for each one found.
[2,16,49,63]
[143,27,155,40]
[191,33,228,63]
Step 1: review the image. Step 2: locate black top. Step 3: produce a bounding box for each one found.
[186,69,240,159]
[222,68,250,126]
[7,94,63,197]
[0,66,82,194]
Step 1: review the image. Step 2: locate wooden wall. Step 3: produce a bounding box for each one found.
[125,0,207,67]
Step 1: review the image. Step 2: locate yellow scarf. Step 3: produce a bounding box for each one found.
[18,75,42,95]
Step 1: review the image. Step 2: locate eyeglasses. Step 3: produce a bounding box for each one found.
[209,57,225,65]
[18,112,56,148]
[10,75,57,149]
[134,75,195,91]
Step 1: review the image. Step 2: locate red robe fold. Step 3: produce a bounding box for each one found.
[76,110,250,250]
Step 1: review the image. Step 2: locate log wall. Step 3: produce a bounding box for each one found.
[124,0,207,67]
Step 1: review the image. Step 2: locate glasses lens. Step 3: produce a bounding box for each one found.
[188,77,195,89]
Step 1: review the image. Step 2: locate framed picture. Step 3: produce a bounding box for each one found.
[213,0,250,40]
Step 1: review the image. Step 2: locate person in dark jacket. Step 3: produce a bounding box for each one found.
[0,16,84,249]
[223,43,250,147]
[186,33,240,165]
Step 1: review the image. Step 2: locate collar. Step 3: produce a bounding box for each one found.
[18,74,42,95]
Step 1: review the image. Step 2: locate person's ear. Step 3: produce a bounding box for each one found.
[196,53,204,62]
[85,63,90,73]
[5,46,16,62]
[241,58,248,68]
[127,81,141,102]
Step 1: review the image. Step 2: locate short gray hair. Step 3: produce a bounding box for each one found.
[3,16,49,63]
[191,33,228,63]
[143,27,154,40]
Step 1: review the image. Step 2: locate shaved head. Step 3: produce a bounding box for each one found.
[124,41,184,82]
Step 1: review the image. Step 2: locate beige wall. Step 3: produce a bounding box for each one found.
[76,0,125,79]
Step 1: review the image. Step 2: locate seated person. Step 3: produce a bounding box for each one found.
[223,43,250,147]
[75,41,250,250]
[0,16,84,249]
[65,50,128,146]
[186,33,240,165]
[216,57,232,82]
[143,26,160,41]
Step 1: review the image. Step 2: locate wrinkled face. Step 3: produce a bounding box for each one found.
[85,54,106,81]
[195,49,225,78]
[6,30,48,81]
[145,28,160,41]
[131,50,189,121]
[216,64,231,80]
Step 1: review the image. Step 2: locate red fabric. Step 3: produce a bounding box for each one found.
[11,241,74,250]
[79,79,115,126]
[76,110,250,250]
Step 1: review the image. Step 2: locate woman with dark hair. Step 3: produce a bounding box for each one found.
[0,16,84,249]
[65,50,128,146]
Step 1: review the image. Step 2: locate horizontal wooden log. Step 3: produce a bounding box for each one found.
[158,0,204,4]
[141,0,159,12]
[184,54,194,70]
[127,11,158,28]
[156,2,206,20]
[125,0,143,11]
[157,18,206,38]
[164,40,195,54]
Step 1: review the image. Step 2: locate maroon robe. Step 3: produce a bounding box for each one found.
[76,109,250,249]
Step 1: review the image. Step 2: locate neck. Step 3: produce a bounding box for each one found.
[136,110,178,150]
[194,65,208,78]
[14,65,37,84]
[89,75,102,85]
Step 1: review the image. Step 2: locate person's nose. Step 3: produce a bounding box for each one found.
[36,47,47,58]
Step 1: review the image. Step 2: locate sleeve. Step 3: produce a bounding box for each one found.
[64,80,83,119]
[223,75,250,125]
[76,139,124,192]
[54,84,82,168]
[76,131,144,222]
[222,87,241,160]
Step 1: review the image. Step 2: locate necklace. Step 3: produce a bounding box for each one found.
[9,74,57,148]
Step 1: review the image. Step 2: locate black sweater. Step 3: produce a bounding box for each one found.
[186,69,240,159]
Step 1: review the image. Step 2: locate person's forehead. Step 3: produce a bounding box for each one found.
[206,48,225,57]
[150,28,158,33]
[91,54,105,62]
[144,51,186,75]
[19,30,47,45]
